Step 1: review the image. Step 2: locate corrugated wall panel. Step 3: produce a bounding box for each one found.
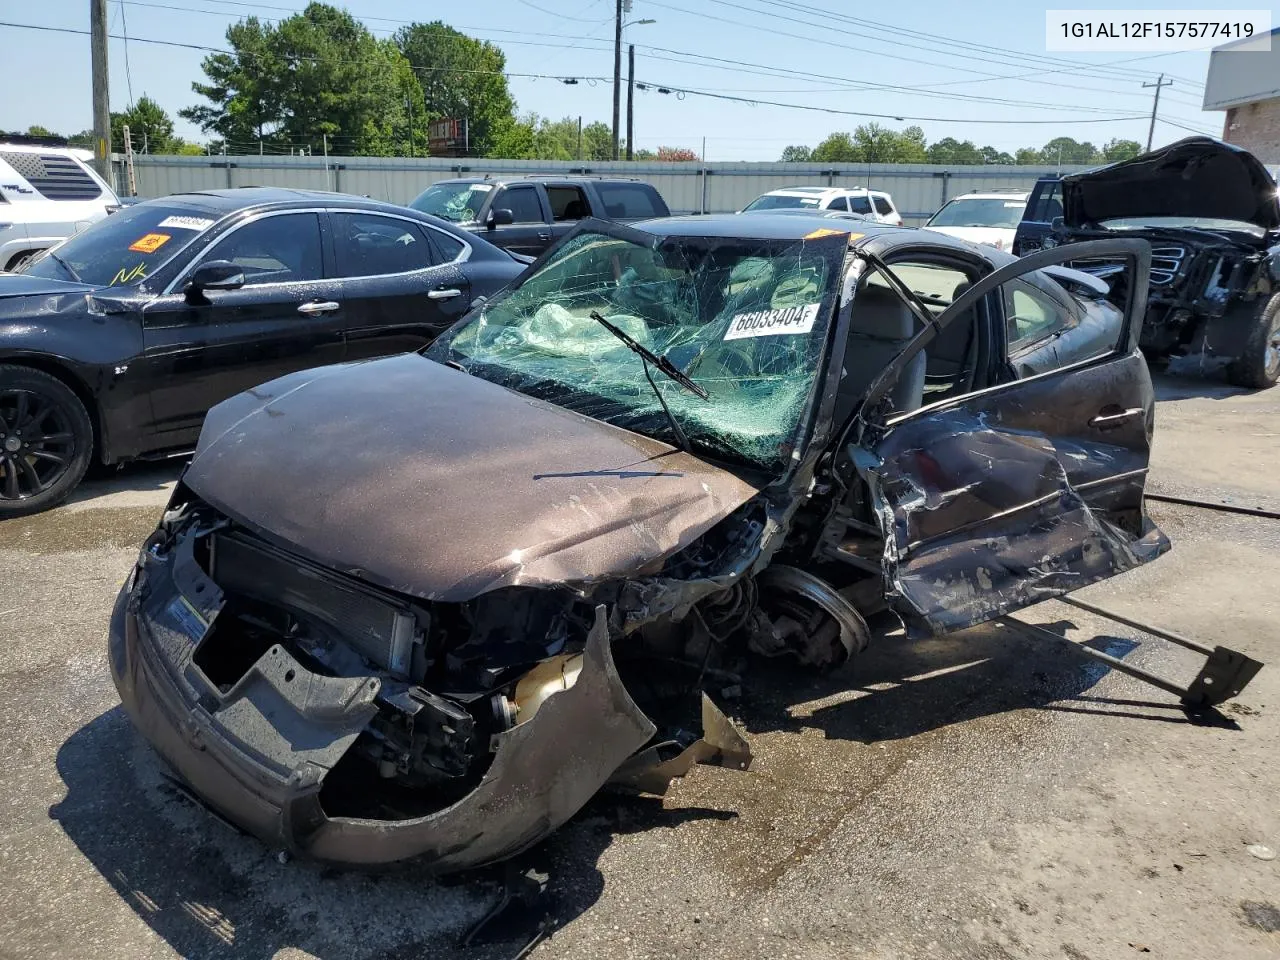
[118,155,1091,224]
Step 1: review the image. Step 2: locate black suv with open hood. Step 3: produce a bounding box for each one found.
[1018,137,1280,387]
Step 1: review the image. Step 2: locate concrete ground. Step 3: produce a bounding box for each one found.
[1,373,1277,960]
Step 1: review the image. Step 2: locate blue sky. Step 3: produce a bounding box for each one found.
[0,0,1225,159]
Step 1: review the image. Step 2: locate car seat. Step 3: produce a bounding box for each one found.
[561,199,586,220]
[923,279,978,397]
[834,284,926,424]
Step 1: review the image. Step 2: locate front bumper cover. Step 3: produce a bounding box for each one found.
[108,542,659,870]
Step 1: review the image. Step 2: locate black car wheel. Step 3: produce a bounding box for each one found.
[1229,292,1280,390]
[0,365,94,517]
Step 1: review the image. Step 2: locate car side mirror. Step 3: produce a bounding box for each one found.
[186,260,245,297]
[1050,216,1065,231]
[487,208,515,228]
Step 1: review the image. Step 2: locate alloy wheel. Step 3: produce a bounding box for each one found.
[0,387,77,501]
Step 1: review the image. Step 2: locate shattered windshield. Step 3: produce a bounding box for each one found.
[409,182,493,223]
[428,227,844,473]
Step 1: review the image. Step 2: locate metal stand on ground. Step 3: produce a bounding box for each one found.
[1001,595,1263,708]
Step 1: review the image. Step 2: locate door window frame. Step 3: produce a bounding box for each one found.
[853,238,1152,430]
[492,184,549,224]
[327,210,472,281]
[163,208,332,295]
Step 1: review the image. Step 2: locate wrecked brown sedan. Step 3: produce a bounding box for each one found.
[112,215,1211,870]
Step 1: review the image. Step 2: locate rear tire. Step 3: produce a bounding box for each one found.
[0,365,94,517]
[1228,292,1280,389]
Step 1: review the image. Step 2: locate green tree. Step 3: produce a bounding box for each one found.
[811,131,860,162]
[397,21,515,158]
[979,145,1015,164]
[582,121,613,161]
[111,95,175,153]
[182,5,424,156]
[1014,147,1043,165]
[487,114,536,158]
[24,125,58,138]
[927,137,983,164]
[181,16,285,145]
[1101,138,1142,162]
[779,144,813,162]
[1039,137,1100,165]
[851,122,926,163]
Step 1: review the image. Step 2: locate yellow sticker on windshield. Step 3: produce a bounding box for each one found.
[803,228,845,239]
[128,232,171,254]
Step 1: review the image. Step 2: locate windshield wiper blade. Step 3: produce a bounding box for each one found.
[588,310,707,454]
[588,311,709,400]
[45,251,82,283]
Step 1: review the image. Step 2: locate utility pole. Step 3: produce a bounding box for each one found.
[612,0,623,159]
[1143,74,1173,152]
[626,44,635,161]
[577,116,583,160]
[90,0,111,180]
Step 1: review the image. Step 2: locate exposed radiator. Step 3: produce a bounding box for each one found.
[210,530,417,675]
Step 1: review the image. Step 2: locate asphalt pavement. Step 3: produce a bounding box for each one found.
[0,372,1277,960]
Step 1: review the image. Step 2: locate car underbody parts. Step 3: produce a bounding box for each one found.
[1001,595,1262,708]
[1145,491,1280,521]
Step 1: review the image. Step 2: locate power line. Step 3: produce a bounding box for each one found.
[117,0,135,108]
[632,79,1150,124]
[642,0,1205,98]
[737,0,1208,89]
[632,42,1194,118]
[0,20,614,80]
[512,0,612,22]
[0,18,1191,135]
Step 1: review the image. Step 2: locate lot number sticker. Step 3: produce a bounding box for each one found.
[157,215,216,231]
[128,232,171,254]
[724,303,821,340]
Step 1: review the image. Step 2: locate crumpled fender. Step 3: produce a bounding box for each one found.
[305,605,657,868]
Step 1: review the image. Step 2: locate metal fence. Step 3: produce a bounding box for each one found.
[112,154,1093,224]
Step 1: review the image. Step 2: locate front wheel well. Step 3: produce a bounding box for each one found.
[0,356,105,462]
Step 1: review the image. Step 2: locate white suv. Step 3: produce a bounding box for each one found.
[924,190,1030,252]
[0,139,121,272]
[741,186,903,225]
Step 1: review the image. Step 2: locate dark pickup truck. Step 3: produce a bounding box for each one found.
[408,176,670,257]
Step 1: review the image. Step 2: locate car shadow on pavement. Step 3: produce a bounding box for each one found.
[732,619,1236,744]
[1152,367,1254,402]
[70,459,186,506]
[51,706,733,960]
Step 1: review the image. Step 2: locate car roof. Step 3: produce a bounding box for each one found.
[435,175,648,186]
[762,185,875,197]
[135,187,422,216]
[949,191,1030,200]
[636,213,1004,259]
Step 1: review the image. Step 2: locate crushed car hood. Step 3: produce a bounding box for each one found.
[185,353,761,602]
[1062,137,1280,231]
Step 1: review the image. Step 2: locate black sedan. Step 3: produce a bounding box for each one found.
[0,188,528,516]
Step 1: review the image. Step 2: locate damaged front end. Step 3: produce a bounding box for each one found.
[1052,137,1280,366]
[109,489,760,870]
